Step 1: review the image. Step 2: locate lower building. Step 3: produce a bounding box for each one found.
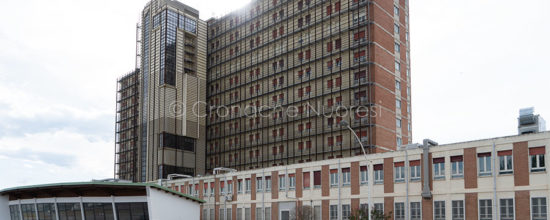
[0,181,204,220]
[165,131,550,220]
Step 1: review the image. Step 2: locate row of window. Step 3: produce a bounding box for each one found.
[9,202,148,220]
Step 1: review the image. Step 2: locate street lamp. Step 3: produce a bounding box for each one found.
[340,120,394,220]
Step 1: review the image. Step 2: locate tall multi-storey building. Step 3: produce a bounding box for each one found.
[115,0,208,182]
[115,69,141,182]
[116,0,412,181]
[205,0,411,172]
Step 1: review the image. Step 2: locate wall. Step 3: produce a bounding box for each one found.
[147,186,201,220]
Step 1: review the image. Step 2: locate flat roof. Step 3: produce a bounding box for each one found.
[0,182,205,204]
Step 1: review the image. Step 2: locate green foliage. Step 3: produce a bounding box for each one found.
[349,208,392,220]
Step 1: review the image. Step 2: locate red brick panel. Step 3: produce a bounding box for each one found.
[322,200,329,220]
[384,158,394,193]
[272,202,279,220]
[465,193,478,220]
[351,162,360,195]
[515,190,530,219]
[372,1,395,33]
[215,178,220,203]
[251,174,256,200]
[199,180,204,199]
[384,197,394,219]
[464,148,478,189]
[422,199,433,220]
[322,165,330,197]
[232,204,237,220]
[351,198,360,213]
[372,125,397,152]
[215,204,220,220]
[513,141,529,186]
[233,176,238,201]
[272,171,279,199]
[251,203,256,220]
[296,168,303,198]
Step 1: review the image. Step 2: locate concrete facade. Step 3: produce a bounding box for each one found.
[166,132,550,220]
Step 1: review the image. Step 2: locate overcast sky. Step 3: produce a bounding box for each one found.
[0,0,548,189]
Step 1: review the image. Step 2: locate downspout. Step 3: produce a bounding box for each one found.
[262,169,265,220]
[492,142,498,220]
[421,139,438,198]
[405,149,409,220]
[338,159,342,220]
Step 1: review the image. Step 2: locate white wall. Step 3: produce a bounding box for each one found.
[147,186,201,220]
[0,195,10,220]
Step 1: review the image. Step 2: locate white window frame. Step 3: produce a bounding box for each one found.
[329,205,338,220]
[394,23,400,34]
[374,203,384,214]
[238,181,243,194]
[410,165,421,181]
[360,168,368,185]
[265,178,272,192]
[531,197,547,220]
[433,161,445,180]
[374,169,384,184]
[330,172,339,187]
[394,202,405,220]
[451,200,464,220]
[257,178,263,192]
[499,154,514,174]
[279,176,286,191]
[478,155,492,176]
[394,5,399,17]
[433,201,445,220]
[478,199,492,220]
[228,182,233,193]
[342,170,351,186]
[245,179,251,193]
[451,160,464,178]
[410,202,421,220]
[530,154,546,172]
[289,175,296,190]
[394,166,405,183]
[499,198,514,220]
[342,204,351,220]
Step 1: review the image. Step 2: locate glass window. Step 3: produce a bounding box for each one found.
[265,207,271,220]
[531,197,547,220]
[531,154,546,172]
[451,200,464,220]
[394,166,405,183]
[256,208,262,220]
[499,154,513,174]
[238,181,243,193]
[434,201,445,220]
[394,23,400,34]
[394,202,405,220]
[500,199,514,220]
[36,203,56,220]
[266,177,272,192]
[395,80,401,90]
[245,179,251,193]
[184,17,197,33]
[245,208,251,220]
[394,5,399,16]
[58,203,82,220]
[330,171,339,187]
[9,205,21,220]
[410,202,421,220]
[342,169,351,186]
[279,176,286,190]
[360,166,368,184]
[329,205,338,220]
[451,159,464,178]
[395,42,400,53]
[395,61,401,72]
[289,175,296,190]
[374,203,384,214]
[433,159,445,180]
[116,203,148,220]
[410,165,421,181]
[257,178,263,192]
[210,209,215,220]
[236,208,242,220]
[478,154,492,176]
[374,169,384,184]
[342,204,351,220]
[83,203,114,220]
[479,199,492,220]
[227,208,232,220]
[314,206,321,220]
[220,208,225,220]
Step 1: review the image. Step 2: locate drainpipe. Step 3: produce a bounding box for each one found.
[492,142,498,220]
[262,169,265,220]
[338,159,342,220]
[405,148,409,220]
[421,139,438,198]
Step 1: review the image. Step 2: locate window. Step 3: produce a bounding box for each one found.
[220,208,225,220]
[434,201,445,220]
[342,204,351,220]
[478,153,492,176]
[257,177,263,192]
[451,156,464,178]
[396,118,402,128]
[374,203,384,214]
[210,209,215,220]
[396,80,401,90]
[410,202,421,220]
[329,205,338,220]
[314,206,321,220]
[37,203,57,220]
[303,172,311,189]
[314,171,321,188]
[256,208,262,220]
[279,175,286,191]
[394,162,405,183]
[530,147,546,172]
[395,202,405,220]
[394,23,400,34]
[342,168,351,186]
[531,197,547,220]
[245,178,251,193]
[265,207,271,220]
[396,99,401,109]
[498,150,513,174]
[289,174,296,190]
[410,161,421,181]
[394,5,399,16]
[433,158,445,180]
[360,166,368,184]
[266,176,272,192]
[374,164,384,184]
[478,199,492,220]
[228,181,233,193]
[395,61,401,72]
[451,200,464,220]
[395,42,400,53]
[330,169,339,187]
[397,137,402,146]
[245,208,251,220]
[499,199,514,220]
